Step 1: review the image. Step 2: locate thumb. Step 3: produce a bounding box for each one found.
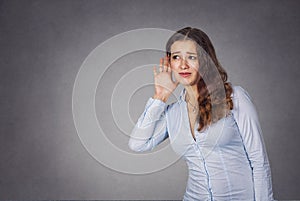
[174,80,179,87]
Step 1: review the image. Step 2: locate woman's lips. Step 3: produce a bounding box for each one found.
[179,72,192,78]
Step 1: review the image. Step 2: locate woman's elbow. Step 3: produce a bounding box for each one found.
[128,139,140,152]
[128,138,151,152]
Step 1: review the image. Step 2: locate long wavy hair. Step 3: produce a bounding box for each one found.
[166,27,234,131]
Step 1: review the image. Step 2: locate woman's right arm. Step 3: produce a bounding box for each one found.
[128,56,178,152]
[128,97,168,152]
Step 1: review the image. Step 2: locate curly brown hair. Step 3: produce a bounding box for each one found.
[166,27,233,131]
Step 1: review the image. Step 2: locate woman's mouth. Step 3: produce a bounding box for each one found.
[179,72,192,78]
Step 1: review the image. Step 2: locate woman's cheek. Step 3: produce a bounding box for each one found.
[173,72,181,82]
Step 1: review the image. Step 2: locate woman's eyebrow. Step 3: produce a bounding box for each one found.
[171,51,197,55]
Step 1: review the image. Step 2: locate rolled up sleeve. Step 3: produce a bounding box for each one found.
[128,97,169,152]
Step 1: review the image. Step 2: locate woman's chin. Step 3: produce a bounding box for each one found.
[176,75,199,86]
[178,79,196,87]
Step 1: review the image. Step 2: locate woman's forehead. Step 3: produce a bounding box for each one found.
[170,40,197,53]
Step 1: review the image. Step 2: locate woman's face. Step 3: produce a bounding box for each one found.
[169,40,200,87]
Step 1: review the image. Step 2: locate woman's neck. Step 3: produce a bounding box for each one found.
[185,85,199,104]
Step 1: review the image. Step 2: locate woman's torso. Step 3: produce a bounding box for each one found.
[165,88,255,201]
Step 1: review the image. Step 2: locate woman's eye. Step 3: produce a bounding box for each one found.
[172,55,180,60]
[188,55,197,60]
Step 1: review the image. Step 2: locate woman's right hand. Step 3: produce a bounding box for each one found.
[153,56,179,102]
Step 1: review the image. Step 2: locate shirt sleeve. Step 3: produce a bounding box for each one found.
[128,97,169,152]
[232,86,274,201]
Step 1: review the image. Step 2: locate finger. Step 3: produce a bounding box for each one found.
[173,78,179,87]
[163,57,167,72]
[165,56,170,67]
[164,56,170,66]
[159,58,163,72]
[167,55,171,63]
[163,57,168,71]
[153,66,157,76]
[163,65,167,72]
[159,58,163,67]
[167,66,171,73]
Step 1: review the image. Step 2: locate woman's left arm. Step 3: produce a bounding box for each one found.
[232,86,274,201]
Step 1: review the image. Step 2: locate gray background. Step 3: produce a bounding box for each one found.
[1,0,300,200]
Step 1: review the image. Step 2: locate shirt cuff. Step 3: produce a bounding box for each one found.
[146,97,167,108]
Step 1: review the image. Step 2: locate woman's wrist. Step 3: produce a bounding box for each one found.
[153,93,169,103]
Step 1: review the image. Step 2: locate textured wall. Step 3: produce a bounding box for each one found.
[0,0,299,200]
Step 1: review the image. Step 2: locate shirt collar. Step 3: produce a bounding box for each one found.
[178,88,186,104]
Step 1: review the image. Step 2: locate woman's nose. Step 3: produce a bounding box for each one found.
[180,58,189,69]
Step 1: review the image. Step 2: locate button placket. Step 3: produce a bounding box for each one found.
[194,136,213,200]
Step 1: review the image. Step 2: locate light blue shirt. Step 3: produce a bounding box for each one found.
[128,86,274,201]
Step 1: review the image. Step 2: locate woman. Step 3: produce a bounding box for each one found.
[128,27,274,201]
